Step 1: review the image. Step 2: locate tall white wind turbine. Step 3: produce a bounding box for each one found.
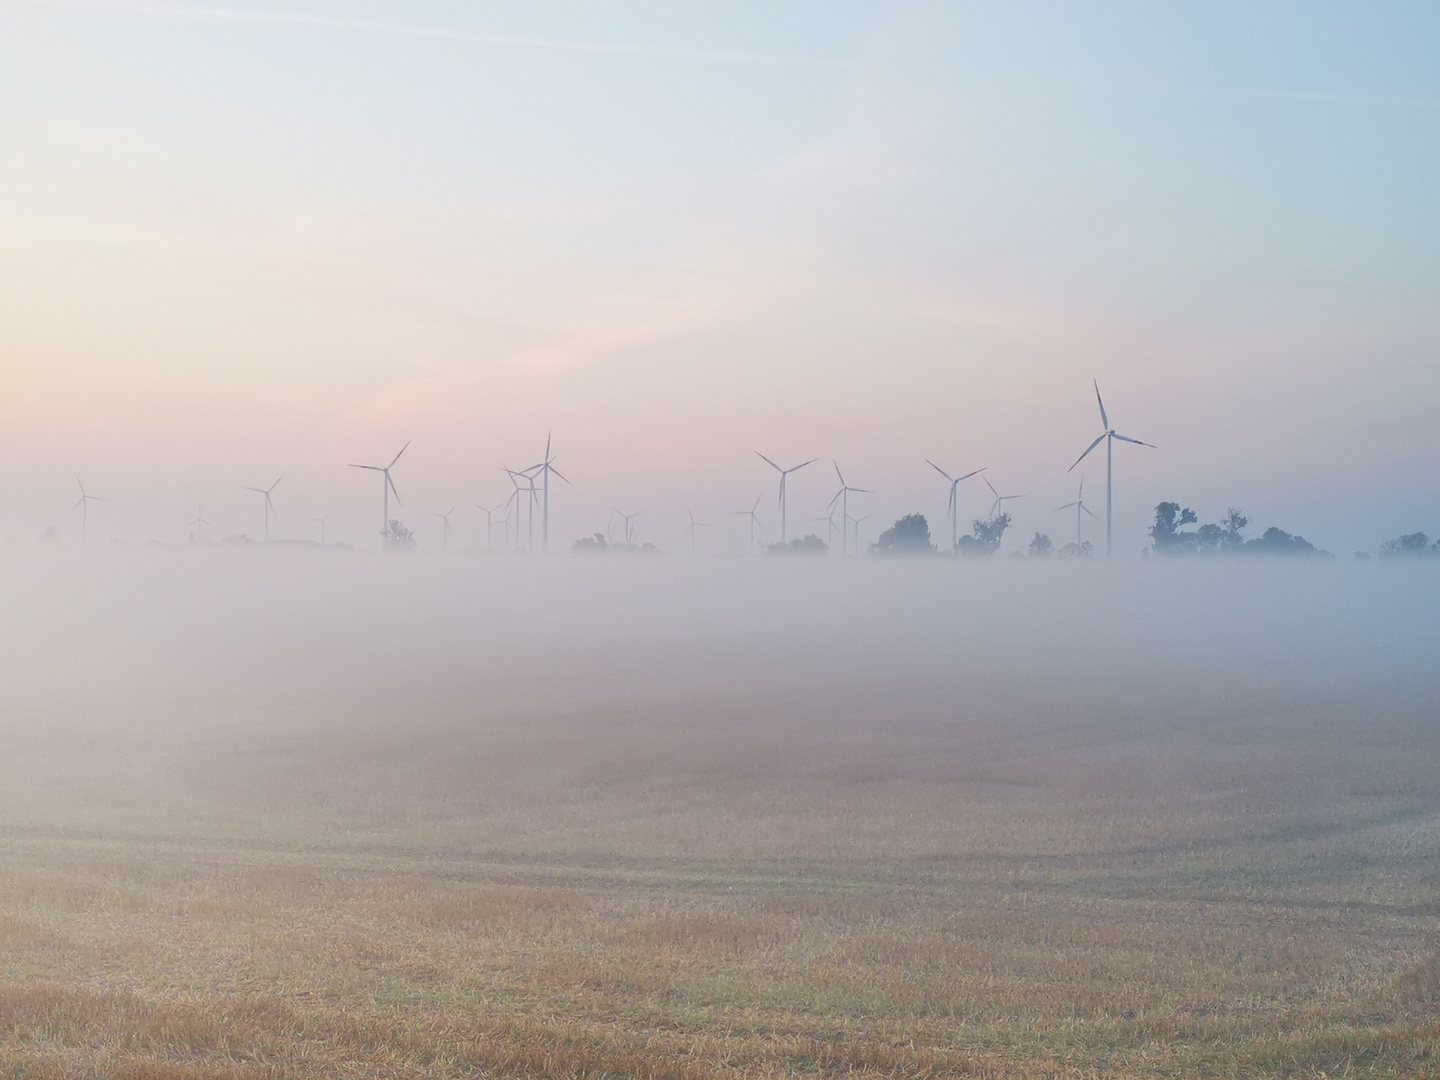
[243,475,283,542]
[526,433,570,553]
[71,478,107,541]
[1053,477,1101,546]
[1068,381,1155,558]
[827,462,871,557]
[756,452,815,544]
[348,441,409,548]
[926,461,986,551]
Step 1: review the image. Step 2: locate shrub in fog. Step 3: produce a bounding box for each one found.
[872,514,934,555]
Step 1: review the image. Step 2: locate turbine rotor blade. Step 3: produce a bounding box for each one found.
[1093,379,1109,430]
[957,467,986,481]
[1111,433,1156,448]
[1068,433,1107,472]
[1082,504,1102,522]
[926,459,953,482]
[755,451,782,472]
[388,440,411,469]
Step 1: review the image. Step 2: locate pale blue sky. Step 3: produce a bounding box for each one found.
[2,2,1437,552]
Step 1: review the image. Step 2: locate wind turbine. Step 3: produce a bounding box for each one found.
[813,509,838,551]
[926,461,986,551]
[431,503,458,552]
[613,509,640,548]
[473,500,506,552]
[315,512,330,544]
[1069,380,1155,558]
[191,505,209,542]
[1053,477,1101,546]
[756,452,815,543]
[984,477,1024,519]
[71,478,107,541]
[243,475,283,542]
[850,513,872,553]
[349,441,409,548]
[732,495,763,553]
[504,466,540,551]
[525,433,570,554]
[684,509,708,553]
[827,461,870,557]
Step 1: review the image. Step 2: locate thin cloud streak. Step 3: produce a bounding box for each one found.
[14,0,859,69]
[1179,83,1440,112]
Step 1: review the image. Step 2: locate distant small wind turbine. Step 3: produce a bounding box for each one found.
[850,513,872,553]
[732,495,763,553]
[926,461,986,551]
[314,512,330,544]
[473,499,506,552]
[756,452,815,544]
[984,477,1023,519]
[827,461,870,557]
[613,509,640,548]
[812,509,838,550]
[191,505,209,542]
[504,466,540,551]
[71,478,107,541]
[349,442,409,548]
[1053,477,1101,546]
[684,509,708,553]
[243,475,283,542]
[430,503,459,552]
[1069,380,1155,558]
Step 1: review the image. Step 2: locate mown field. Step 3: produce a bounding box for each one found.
[2,556,1439,1077]
[3,660,1440,1079]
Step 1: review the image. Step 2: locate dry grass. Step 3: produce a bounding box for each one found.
[3,668,1440,1077]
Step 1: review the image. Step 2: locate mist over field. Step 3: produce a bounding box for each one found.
[3,551,1436,849]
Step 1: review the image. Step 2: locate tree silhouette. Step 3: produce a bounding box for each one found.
[1380,532,1439,558]
[570,533,608,554]
[1029,532,1053,558]
[955,513,1010,558]
[873,514,934,555]
[769,534,828,555]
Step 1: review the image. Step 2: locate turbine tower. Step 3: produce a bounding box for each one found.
[71,478,107,541]
[348,441,409,548]
[984,477,1023,519]
[926,461,986,551]
[243,475,283,543]
[756,452,815,544]
[827,461,870,557]
[1053,477,1100,546]
[732,495,763,553]
[1068,381,1155,558]
[430,504,458,552]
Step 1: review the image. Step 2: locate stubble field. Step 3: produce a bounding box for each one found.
[1,554,1438,1078]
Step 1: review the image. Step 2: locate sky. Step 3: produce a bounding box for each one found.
[1,1,1438,554]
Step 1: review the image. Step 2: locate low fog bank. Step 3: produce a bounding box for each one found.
[1,550,1435,723]
[1,550,1437,860]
